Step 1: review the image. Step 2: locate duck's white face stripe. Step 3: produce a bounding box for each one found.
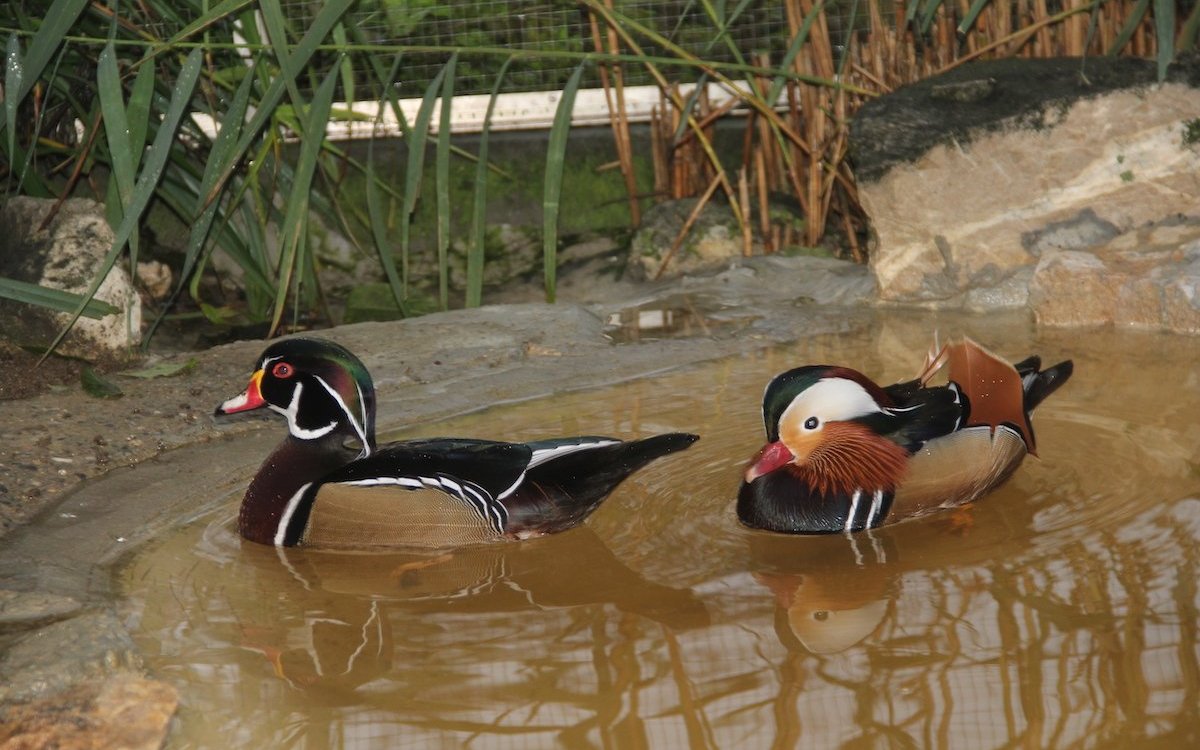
[781,377,882,437]
[270,383,338,440]
[275,482,313,546]
[312,374,370,455]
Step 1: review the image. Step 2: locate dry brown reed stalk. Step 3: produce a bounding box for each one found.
[738,168,753,256]
[615,0,1171,266]
[588,7,640,227]
[649,106,669,201]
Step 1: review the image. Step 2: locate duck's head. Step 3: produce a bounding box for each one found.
[744,365,902,487]
[215,338,376,453]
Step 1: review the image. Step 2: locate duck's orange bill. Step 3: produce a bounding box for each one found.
[216,369,266,415]
[744,441,795,483]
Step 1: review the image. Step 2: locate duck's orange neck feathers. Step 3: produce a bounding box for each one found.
[789,422,909,498]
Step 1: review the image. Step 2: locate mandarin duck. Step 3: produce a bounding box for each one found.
[215,337,698,548]
[738,337,1072,534]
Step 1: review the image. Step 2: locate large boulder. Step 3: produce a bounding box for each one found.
[851,56,1200,333]
[0,197,141,358]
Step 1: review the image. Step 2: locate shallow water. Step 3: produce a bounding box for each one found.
[118,317,1200,748]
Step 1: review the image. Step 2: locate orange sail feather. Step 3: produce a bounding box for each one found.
[922,337,1036,454]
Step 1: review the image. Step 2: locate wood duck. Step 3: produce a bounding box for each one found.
[738,337,1073,534]
[215,337,698,548]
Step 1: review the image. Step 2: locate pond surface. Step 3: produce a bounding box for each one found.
[118,317,1200,748]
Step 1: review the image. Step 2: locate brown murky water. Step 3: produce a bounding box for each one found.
[119,317,1200,748]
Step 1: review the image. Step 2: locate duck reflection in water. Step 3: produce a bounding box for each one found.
[749,530,900,655]
[232,524,710,689]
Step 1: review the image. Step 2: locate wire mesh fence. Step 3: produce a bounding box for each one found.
[278,0,822,98]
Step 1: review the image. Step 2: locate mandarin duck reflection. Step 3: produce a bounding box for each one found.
[215,337,697,548]
[751,532,898,654]
[738,337,1073,534]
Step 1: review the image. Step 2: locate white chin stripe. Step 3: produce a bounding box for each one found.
[276,383,337,440]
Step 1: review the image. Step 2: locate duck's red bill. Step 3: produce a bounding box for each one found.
[216,369,266,415]
[744,441,795,483]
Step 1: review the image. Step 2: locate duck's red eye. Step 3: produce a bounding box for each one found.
[272,362,294,378]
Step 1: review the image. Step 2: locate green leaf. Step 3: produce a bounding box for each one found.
[13,0,87,104]
[542,63,586,304]
[400,63,450,292]
[121,358,198,379]
[333,22,355,106]
[837,0,859,77]
[4,33,21,159]
[162,57,257,326]
[175,0,356,291]
[1108,0,1151,57]
[366,55,409,318]
[766,0,824,107]
[269,59,340,336]
[957,0,992,36]
[0,277,120,319]
[167,0,256,45]
[435,52,458,310]
[1154,0,1175,81]
[198,302,239,326]
[98,42,138,261]
[904,0,925,27]
[126,54,156,174]
[81,366,124,399]
[917,0,945,35]
[258,0,305,110]
[467,57,514,308]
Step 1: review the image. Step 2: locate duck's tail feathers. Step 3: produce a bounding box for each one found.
[1022,359,1074,413]
[521,433,698,533]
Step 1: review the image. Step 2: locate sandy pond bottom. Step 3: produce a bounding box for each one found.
[117,317,1200,749]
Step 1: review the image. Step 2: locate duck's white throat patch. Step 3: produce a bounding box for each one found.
[271,382,338,440]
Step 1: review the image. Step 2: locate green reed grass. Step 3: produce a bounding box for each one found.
[0,0,1185,356]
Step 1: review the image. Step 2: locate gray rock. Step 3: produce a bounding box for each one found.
[1022,209,1121,257]
[629,200,743,281]
[0,610,140,703]
[0,589,82,627]
[0,197,141,358]
[964,267,1033,313]
[1029,220,1200,334]
[682,255,874,308]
